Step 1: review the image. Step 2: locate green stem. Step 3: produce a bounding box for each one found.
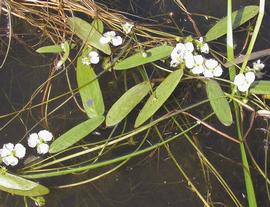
[227,1,258,206]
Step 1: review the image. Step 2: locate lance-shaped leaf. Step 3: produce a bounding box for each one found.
[49,116,105,153]
[92,18,104,34]
[205,5,259,42]
[36,45,63,53]
[0,173,49,196]
[106,81,151,126]
[250,81,270,95]
[135,69,183,127]
[206,80,232,126]
[36,43,76,54]
[68,17,111,55]
[77,55,104,118]
[114,45,173,70]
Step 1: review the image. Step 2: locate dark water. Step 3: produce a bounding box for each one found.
[0,0,270,206]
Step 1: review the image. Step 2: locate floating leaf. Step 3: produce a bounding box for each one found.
[36,45,63,53]
[250,81,270,95]
[68,17,111,55]
[135,69,183,127]
[49,116,104,153]
[205,5,259,42]
[0,173,49,196]
[91,18,104,34]
[36,43,76,54]
[114,45,173,70]
[77,55,104,118]
[206,80,233,126]
[106,81,151,126]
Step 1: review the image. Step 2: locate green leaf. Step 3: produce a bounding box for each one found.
[56,41,70,68]
[114,45,173,70]
[206,80,233,126]
[67,17,111,55]
[36,43,76,54]
[91,18,104,34]
[205,5,259,42]
[36,45,63,53]
[106,81,151,126]
[135,69,183,127]
[77,55,105,118]
[49,116,105,153]
[250,81,270,94]
[0,173,49,196]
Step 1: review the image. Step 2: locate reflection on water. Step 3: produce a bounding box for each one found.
[0,0,270,206]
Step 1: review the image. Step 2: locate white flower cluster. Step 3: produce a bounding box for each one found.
[0,130,53,167]
[170,38,223,78]
[233,59,264,92]
[81,22,133,66]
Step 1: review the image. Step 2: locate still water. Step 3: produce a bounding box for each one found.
[0,0,270,206]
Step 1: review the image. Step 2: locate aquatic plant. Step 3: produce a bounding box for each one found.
[0,0,269,206]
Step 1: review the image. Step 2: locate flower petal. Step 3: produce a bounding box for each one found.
[4,143,14,151]
[3,156,18,166]
[14,144,26,159]
[203,69,214,78]
[194,55,204,65]
[184,42,194,53]
[191,66,205,74]
[28,133,39,148]
[100,36,110,44]
[112,36,123,46]
[237,82,250,92]
[38,130,53,142]
[37,143,49,154]
[89,51,100,64]
[205,59,218,69]
[184,55,195,69]
[245,72,255,84]
[213,65,223,77]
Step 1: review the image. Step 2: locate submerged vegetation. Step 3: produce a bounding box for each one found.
[0,0,269,206]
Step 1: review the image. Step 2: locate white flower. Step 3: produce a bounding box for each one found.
[233,72,255,92]
[0,143,26,166]
[197,37,209,54]
[82,51,100,65]
[203,59,223,78]
[28,130,53,154]
[100,31,123,46]
[122,22,134,34]
[88,51,99,64]
[253,59,265,71]
[170,42,194,68]
[185,54,205,74]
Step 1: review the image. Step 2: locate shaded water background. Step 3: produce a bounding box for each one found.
[0,0,270,206]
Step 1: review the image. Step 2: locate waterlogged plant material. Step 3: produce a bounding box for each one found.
[0,172,49,196]
[49,116,105,153]
[77,55,104,118]
[205,5,259,42]
[114,45,173,70]
[68,17,111,55]
[250,81,270,94]
[106,81,151,126]
[206,80,233,126]
[135,69,183,127]
[91,18,104,34]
